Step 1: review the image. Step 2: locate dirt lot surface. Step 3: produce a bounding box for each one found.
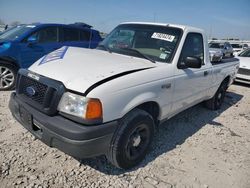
[0,83,250,188]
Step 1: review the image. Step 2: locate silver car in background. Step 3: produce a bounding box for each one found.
[209,42,234,62]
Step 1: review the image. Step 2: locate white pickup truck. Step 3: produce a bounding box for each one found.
[9,22,239,169]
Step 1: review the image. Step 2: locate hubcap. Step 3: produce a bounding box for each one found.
[132,134,141,147]
[125,124,150,160]
[0,66,14,89]
[218,92,222,100]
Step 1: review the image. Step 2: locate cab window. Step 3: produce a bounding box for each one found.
[178,33,204,66]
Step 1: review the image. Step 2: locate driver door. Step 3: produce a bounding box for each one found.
[172,32,212,114]
[19,26,60,68]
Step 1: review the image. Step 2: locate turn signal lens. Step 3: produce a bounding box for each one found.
[85,99,103,120]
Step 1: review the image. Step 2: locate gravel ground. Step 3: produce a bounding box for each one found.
[0,83,250,188]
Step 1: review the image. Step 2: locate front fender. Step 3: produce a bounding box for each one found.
[120,91,159,118]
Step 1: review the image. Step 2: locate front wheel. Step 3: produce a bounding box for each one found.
[0,63,17,91]
[107,109,155,169]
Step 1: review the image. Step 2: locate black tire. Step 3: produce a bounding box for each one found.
[0,62,17,91]
[205,80,228,110]
[107,109,155,169]
[230,53,234,57]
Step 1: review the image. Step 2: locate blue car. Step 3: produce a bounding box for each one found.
[0,23,102,90]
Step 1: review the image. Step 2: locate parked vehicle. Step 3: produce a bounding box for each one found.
[243,44,249,49]
[231,43,243,54]
[9,22,239,169]
[209,42,234,62]
[0,23,102,90]
[209,47,223,62]
[235,48,250,84]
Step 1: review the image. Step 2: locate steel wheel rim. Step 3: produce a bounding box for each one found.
[125,123,150,161]
[0,66,15,89]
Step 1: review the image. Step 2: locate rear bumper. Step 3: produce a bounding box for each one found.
[9,92,118,158]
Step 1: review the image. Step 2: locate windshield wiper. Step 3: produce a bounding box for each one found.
[119,48,156,64]
[97,44,112,53]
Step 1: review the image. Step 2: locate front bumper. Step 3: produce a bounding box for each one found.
[235,74,250,84]
[9,92,118,158]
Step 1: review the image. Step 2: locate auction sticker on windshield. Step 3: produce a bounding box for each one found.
[151,32,175,42]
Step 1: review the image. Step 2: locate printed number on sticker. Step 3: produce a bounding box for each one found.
[151,33,175,42]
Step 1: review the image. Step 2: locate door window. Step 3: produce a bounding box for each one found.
[62,28,79,41]
[178,33,204,65]
[28,27,58,43]
[80,30,90,41]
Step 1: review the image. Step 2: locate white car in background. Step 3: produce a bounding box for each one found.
[231,43,243,54]
[231,43,249,55]
[236,48,250,84]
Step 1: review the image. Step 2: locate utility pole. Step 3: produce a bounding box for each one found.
[209,24,212,40]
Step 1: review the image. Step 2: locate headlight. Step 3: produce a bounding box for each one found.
[57,92,102,121]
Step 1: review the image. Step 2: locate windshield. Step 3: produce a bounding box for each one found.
[239,48,250,57]
[99,24,182,63]
[209,43,223,49]
[0,25,35,40]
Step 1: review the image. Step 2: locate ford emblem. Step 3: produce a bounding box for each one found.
[26,86,36,96]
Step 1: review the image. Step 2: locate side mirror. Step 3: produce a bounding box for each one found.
[184,56,202,68]
[27,36,37,46]
[178,56,202,69]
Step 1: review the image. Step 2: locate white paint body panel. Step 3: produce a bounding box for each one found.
[30,47,156,93]
[29,22,239,123]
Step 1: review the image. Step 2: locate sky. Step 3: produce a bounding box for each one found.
[0,0,250,39]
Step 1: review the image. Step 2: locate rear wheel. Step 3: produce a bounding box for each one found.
[0,63,17,91]
[205,80,228,110]
[107,109,155,169]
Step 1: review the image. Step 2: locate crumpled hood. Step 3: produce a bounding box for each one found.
[29,47,156,94]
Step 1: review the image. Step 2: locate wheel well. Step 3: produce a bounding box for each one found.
[0,57,19,69]
[223,76,230,87]
[136,102,160,125]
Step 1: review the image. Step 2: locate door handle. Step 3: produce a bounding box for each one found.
[161,83,171,89]
[204,71,209,76]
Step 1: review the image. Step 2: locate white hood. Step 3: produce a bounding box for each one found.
[29,47,156,93]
